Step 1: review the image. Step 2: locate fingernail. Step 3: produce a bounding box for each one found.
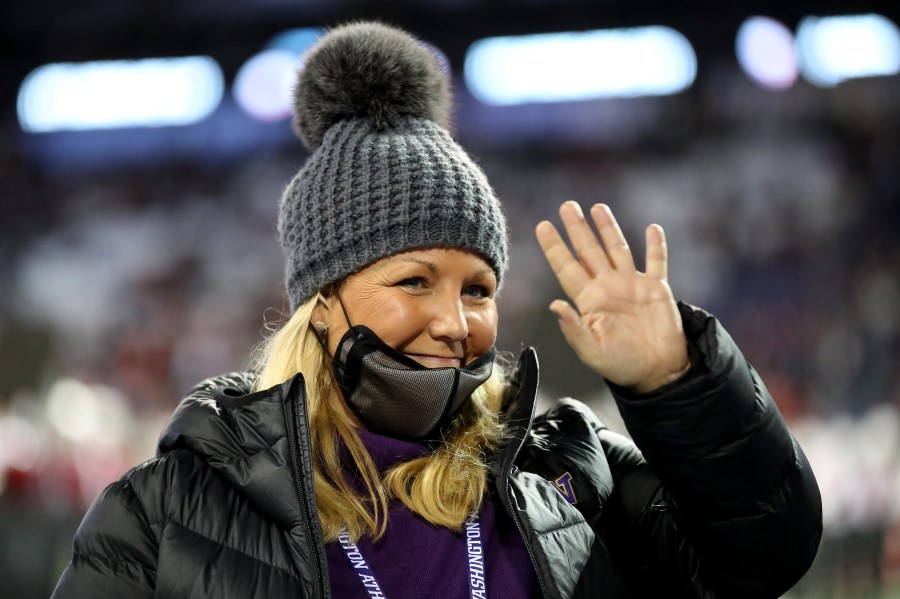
[549,301,564,319]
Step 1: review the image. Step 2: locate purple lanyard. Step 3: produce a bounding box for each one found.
[338,513,487,599]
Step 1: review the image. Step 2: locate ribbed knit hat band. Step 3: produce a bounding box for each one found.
[278,22,508,309]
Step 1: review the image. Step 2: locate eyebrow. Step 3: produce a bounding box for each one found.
[396,257,437,273]
[389,256,495,279]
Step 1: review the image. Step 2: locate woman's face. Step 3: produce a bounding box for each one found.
[320,248,498,368]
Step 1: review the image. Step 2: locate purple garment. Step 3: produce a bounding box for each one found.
[325,430,539,598]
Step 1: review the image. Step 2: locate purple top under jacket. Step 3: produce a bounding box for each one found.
[325,430,539,598]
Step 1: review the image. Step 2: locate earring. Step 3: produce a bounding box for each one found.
[313,321,328,336]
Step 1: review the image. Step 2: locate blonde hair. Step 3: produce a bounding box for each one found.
[253,293,508,542]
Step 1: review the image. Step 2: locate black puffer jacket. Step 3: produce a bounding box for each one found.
[52,304,822,598]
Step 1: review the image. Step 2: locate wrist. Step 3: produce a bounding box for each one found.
[628,359,692,395]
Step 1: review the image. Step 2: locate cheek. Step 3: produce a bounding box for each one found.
[325,284,412,353]
[354,292,422,345]
[468,306,499,351]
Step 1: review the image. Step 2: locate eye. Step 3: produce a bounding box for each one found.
[462,285,492,299]
[396,277,426,289]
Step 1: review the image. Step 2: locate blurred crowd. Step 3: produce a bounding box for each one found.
[1,72,899,596]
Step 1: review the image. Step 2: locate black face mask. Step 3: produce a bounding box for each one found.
[330,324,495,440]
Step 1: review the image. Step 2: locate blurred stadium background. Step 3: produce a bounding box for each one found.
[1,0,899,596]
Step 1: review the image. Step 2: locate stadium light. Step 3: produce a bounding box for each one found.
[233,50,298,122]
[17,56,224,133]
[736,17,798,89]
[464,27,697,105]
[797,14,900,87]
[233,28,325,122]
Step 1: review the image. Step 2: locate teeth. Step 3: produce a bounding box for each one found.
[407,354,461,364]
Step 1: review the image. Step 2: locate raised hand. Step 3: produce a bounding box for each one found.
[535,201,690,393]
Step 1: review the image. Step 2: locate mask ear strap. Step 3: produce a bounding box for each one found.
[336,291,354,328]
[311,321,331,355]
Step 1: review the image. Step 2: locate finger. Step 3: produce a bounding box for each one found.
[645,224,668,280]
[590,204,636,271]
[559,201,611,275]
[536,221,590,299]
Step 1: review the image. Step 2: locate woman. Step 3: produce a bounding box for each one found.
[52,21,821,598]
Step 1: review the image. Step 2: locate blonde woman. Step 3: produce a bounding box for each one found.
[52,22,821,599]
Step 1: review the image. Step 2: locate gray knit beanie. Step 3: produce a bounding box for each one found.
[278,21,509,310]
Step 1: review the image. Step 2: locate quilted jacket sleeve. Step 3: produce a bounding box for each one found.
[51,474,158,599]
[604,303,822,598]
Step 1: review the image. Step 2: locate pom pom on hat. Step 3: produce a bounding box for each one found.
[293,21,452,150]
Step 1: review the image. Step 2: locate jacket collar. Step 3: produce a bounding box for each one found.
[492,347,540,478]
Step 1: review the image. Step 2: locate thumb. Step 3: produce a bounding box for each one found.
[549,300,594,353]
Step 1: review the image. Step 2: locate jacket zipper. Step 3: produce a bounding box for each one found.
[287,384,326,598]
[500,465,550,599]
[496,412,549,596]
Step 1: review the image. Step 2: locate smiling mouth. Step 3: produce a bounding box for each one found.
[404,354,462,368]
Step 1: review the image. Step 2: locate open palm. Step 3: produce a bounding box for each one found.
[536,202,689,393]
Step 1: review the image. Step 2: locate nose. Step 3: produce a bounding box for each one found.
[428,294,469,342]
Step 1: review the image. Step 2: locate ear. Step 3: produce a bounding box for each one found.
[312,294,333,329]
